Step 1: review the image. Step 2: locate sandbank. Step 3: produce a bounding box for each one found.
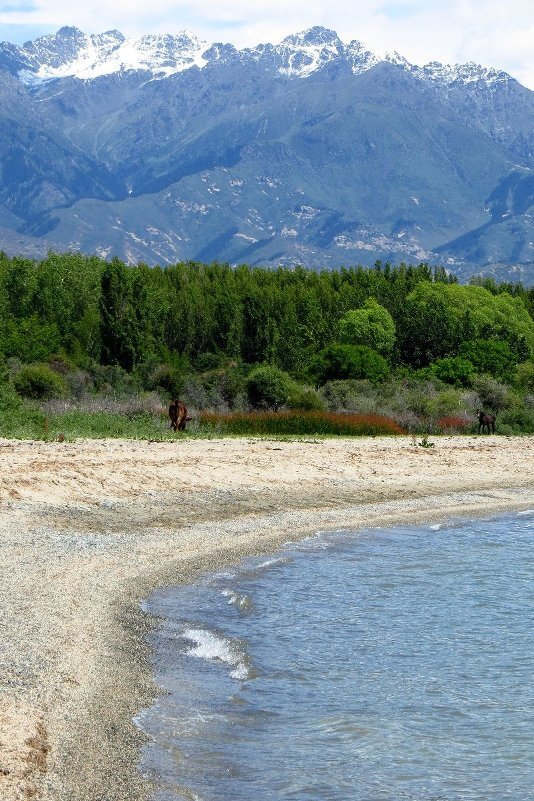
[0,434,533,800]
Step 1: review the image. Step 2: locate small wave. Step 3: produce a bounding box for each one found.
[240,556,292,578]
[429,523,442,531]
[517,509,534,517]
[221,589,253,613]
[182,627,254,680]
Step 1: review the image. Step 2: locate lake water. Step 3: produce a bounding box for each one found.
[137,511,534,801]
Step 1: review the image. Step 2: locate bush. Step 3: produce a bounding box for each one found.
[246,365,294,410]
[471,375,511,412]
[200,363,246,409]
[310,344,389,385]
[89,363,139,396]
[146,363,183,398]
[497,408,534,434]
[435,415,471,434]
[13,363,67,399]
[287,387,326,411]
[0,381,24,411]
[321,380,370,412]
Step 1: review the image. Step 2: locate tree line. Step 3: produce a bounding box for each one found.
[1,251,534,399]
[0,253,534,376]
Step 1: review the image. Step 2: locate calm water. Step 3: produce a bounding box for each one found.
[137,511,534,801]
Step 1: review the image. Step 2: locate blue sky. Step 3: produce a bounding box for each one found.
[0,0,533,88]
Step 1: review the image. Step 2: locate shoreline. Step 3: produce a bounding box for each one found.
[0,435,533,799]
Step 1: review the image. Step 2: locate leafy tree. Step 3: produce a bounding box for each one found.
[403,283,534,364]
[310,344,389,385]
[430,356,475,387]
[459,339,515,381]
[397,291,459,368]
[338,299,396,356]
[99,258,139,370]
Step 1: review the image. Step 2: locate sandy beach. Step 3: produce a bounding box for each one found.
[1,433,534,800]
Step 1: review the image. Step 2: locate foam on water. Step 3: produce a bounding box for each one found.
[181,627,253,681]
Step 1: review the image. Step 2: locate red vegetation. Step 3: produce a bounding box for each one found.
[436,415,470,433]
[199,410,407,436]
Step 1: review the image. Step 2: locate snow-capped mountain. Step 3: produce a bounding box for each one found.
[0,25,532,281]
[2,24,514,88]
[4,26,209,81]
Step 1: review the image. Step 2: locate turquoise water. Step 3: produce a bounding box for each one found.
[138,511,534,800]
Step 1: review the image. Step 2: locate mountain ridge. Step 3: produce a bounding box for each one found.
[2,24,517,89]
[0,26,532,282]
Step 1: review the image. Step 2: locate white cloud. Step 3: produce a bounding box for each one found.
[0,0,533,87]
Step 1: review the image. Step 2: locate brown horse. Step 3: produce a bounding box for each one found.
[168,400,191,431]
[477,410,496,434]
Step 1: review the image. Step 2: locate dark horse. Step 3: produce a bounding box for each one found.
[477,409,496,434]
[168,399,191,431]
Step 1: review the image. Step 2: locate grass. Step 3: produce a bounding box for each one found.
[0,396,409,440]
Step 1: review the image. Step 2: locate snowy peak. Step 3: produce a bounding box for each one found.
[345,40,381,75]
[276,27,344,77]
[0,25,518,89]
[416,61,513,87]
[13,26,208,82]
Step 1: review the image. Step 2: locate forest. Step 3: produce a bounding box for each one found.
[1,251,534,438]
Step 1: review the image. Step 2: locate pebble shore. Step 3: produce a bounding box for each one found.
[0,435,533,800]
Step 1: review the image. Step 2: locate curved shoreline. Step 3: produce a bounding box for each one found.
[0,435,533,799]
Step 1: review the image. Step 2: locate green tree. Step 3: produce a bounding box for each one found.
[338,299,396,356]
[99,259,139,370]
[398,282,534,369]
[459,339,515,381]
[430,356,475,387]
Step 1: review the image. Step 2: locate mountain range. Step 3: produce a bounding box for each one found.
[0,25,533,282]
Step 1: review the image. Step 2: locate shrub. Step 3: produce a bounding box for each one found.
[320,380,370,412]
[146,363,183,398]
[471,375,511,412]
[246,365,294,410]
[0,381,24,411]
[89,363,139,396]
[515,361,534,392]
[310,344,389,385]
[287,387,326,411]
[497,408,534,434]
[435,415,471,433]
[13,363,67,399]
[200,363,246,409]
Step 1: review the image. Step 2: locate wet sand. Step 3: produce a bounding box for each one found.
[0,434,533,800]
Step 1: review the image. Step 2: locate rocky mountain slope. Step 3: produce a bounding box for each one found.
[0,25,533,281]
